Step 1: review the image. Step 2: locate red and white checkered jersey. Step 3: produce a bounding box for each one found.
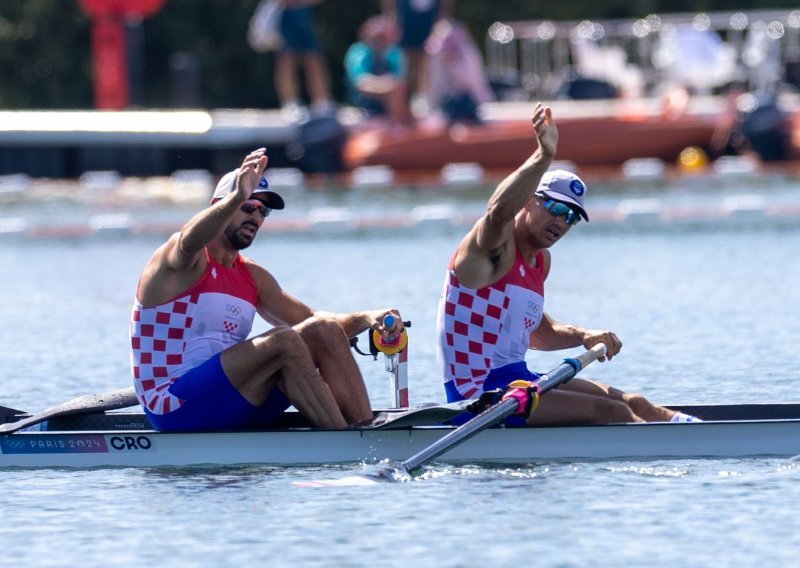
[437,249,545,400]
[130,251,258,415]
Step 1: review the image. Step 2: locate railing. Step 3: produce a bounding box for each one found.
[484,9,800,101]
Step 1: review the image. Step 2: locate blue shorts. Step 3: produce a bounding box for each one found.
[398,0,438,48]
[144,354,291,431]
[280,7,321,52]
[445,361,541,426]
[348,90,387,116]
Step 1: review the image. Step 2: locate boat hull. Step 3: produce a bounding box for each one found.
[343,109,723,171]
[2,404,800,468]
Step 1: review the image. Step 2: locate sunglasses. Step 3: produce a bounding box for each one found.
[240,200,271,218]
[538,197,582,226]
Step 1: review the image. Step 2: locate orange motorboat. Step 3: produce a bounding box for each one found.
[343,98,732,172]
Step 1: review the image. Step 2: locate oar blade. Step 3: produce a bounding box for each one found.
[366,400,472,430]
[294,460,412,487]
[0,405,27,428]
[0,387,138,434]
[294,476,382,488]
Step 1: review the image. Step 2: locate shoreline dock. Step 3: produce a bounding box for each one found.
[1,97,798,183]
[0,108,312,179]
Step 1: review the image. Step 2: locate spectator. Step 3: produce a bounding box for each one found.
[382,0,454,114]
[274,1,334,120]
[344,15,412,126]
[425,19,493,125]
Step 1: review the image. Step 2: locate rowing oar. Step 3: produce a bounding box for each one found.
[296,343,607,487]
[0,387,138,434]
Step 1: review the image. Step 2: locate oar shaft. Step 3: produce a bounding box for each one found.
[398,343,607,475]
[400,397,519,473]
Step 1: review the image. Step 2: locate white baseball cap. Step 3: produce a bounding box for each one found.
[535,169,589,221]
[211,169,285,210]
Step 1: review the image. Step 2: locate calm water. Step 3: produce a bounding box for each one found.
[2,171,800,566]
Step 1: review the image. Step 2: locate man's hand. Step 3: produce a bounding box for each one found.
[531,103,558,158]
[369,309,404,342]
[236,148,269,200]
[581,329,622,361]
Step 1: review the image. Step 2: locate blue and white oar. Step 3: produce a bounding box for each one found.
[297,343,607,486]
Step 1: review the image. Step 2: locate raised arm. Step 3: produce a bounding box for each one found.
[168,149,267,270]
[478,104,557,248]
[453,103,558,288]
[137,149,267,307]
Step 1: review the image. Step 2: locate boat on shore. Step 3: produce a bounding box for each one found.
[2,401,800,469]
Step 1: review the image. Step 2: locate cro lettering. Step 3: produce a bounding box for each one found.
[109,435,153,451]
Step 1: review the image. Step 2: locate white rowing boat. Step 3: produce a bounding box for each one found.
[2,402,800,469]
[3,340,799,470]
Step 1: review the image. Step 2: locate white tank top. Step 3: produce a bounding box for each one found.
[130,251,258,415]
[437,248,545,399]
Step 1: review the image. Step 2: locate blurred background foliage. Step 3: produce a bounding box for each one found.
[0,0,796,109]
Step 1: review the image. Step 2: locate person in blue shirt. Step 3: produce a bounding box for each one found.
[344,15,412,126]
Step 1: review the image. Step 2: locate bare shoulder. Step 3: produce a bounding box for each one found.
[242,256,281,292]
[242,256,314,326]
[242,255,269,278]
[453,218,516,289]
[137,233,206,306]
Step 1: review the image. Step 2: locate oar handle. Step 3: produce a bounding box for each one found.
[373,314,408,356]
[536,343,607,395]
[573,343,607,369]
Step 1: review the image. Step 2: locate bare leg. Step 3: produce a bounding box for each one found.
[624,392,676,421]
[560,378,676,422]
[275,52,299,106]
[220,327,347,428]
[404,48,425,99]
[296,317,372,424]
[529,387,644,425]
[302,53,332,109]
[386,83,412,125]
